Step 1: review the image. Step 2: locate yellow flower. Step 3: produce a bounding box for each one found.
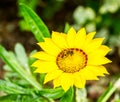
[32,27,111,91]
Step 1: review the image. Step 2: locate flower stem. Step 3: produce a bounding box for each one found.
[75,88,87,102]
[100,87,116,102]
[98,78,120,102]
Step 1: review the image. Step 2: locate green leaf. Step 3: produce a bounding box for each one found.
[0,80,29,94]
[18,0,38,12]
[60,87,74,102]
[97,83,116,102]
[0,45,42,90]
[0,94,47,102]
[19,3,50,42]
[38,87,64,99]
[19,19,30,31]
[64,22,71,33]
[39,73,45,86]
[14,43,31,74]
[18,0,39,31]
[28,50,37,66]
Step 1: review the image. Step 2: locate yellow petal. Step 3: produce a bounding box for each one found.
[86,32,96,40]
[99,66,109,74]
[73,72,86,88]
[32,51,56,61]
[67,27,76,47]
[80,67,99,80]
[88,45,111,59]
[84,32,96,46]
[74,28,86,48]
[87,56,112,65]
[32,61,58,73]
[53,77,61,88]
[38,38,61,56]
[44,69,63,84]
[85,65,109,77]
[83,38,104,54]
[52,31,68,48]
[60,73,74,91]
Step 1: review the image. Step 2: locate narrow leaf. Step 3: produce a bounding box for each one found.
[15,43,31,74]
[97,83,116,102]
[60,87,74,102]
[0,80,29,94]
[0,94,47,102]
[0,45,42,90]
[64,22,71,33]
[39,73,45,86]
[28,50,37,65]
[19,3,50,42]
[38,87,64,99]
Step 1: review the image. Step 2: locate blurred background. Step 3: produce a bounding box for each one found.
[0,0,120,101]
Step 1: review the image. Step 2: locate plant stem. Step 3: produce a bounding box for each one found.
[75,88,87,102]
[100,87,116,102]
[100,78,120,102]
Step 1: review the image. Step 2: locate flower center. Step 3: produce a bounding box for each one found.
[56,48,88,73]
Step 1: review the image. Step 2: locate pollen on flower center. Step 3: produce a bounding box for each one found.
[56,48,88,73]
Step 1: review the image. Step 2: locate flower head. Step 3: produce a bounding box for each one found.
[32,27,111,91]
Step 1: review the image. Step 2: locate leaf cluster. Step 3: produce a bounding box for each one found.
[0,3,73,102]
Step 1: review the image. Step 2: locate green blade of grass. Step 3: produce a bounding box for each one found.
[19,3,50,42]
[98,78,120,102]
[97,83,116,102]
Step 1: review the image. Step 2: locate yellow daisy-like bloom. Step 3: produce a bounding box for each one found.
[32,27,111,91]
